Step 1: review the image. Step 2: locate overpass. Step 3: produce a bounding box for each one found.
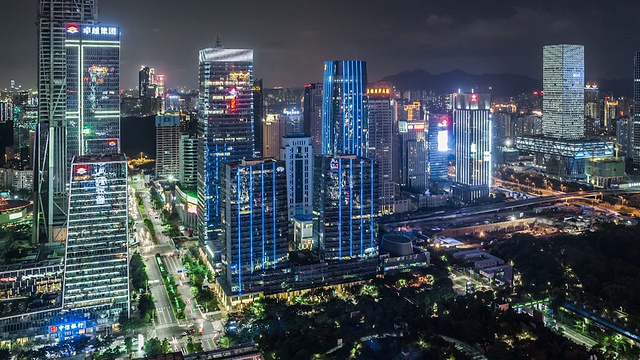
[381,189,640,228]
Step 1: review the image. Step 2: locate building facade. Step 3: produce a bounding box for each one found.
[65,24,121,158]
[219,159,289,295]
[36,0,98,243]
[253,79,264,157]
[322,61,368,157]
[280,136,313,220]
[313,155,376,261]
[262,113,283,159]
[428,114,450,182]
[63,153,129,330]
[452,93,492,202]
[303,83,323,155]
[180,133,198,188]
[634,52,640,164]
[399,120,428,192]
[197,45,255,242]
[542,44,585,140]
[367,87,395,214]
[155,114,181,179]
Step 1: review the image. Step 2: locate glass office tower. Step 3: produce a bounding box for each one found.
[321,61,368,157]
[66,24,121,159]
[313,155,376,261]
[36,0,98,243]
[197,45,255,242]
[220,159,288,295]
[63,153,129,329]
[452,93,492,203]
[542,44,585,140]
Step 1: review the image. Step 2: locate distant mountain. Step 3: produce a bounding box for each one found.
[376,69,541,98]
[377,69,634,98]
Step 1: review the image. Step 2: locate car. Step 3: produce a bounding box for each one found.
[189,329,196,334]
[180,331,189,337]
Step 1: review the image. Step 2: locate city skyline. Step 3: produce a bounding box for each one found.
[2,1,640,89]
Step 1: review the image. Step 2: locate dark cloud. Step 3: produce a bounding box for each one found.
[1,0,639,89]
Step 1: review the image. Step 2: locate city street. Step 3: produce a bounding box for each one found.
[129,177,223,353]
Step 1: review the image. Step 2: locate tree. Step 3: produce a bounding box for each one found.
[139,293,156,322]
[124,337,133,354]
[144,337,166,357]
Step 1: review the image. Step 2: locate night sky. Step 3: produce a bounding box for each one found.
[1,0,639,90]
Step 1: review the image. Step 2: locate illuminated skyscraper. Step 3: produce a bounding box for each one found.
[139,66,151,97]
[398,119,428,192]
[428,114,450,182]
[35,0,98,242]
[322,61,368,157]
[262,113,283,159]
[313,155,376,261]
[253,79,264,157]
[280,136,313,220]
[367,87,395,213]
[452,93,492,203]
[197,42,254,242]
[220,159,288,294]
[542,44,585,140]
[303,82,322,155]
[65,24,121,158]
[63,153,129,329]
[155,114,181,179]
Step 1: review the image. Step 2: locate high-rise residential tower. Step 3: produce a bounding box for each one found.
[367,87,395,214]
[155,114,181,180]
[262,113,283,159]
[303,82,323,155]
[542,44,585,140]
[452,93,492,203]
[197,42,254,242]
[63,153,129,329]
[321,61,368,157]
[219,159,288,295]
[398,119,428,192]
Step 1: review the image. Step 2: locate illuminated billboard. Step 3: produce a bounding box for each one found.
[437,117,449,152]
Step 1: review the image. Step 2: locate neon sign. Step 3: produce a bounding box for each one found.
[187,203,198,214]
[108,140,117,147]
[75,166,88,175]
[470,94,478,102]
[52,322,86,333]
[82,26,118,36]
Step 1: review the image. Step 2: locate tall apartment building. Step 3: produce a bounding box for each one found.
[63,153,129,330]
[280,136,313,220]
[452,93,492,202]
[634,52,640,164]
[219,159,289,295]
[155,114,181,179]
[542,44,585,140]
[197,43,255,242]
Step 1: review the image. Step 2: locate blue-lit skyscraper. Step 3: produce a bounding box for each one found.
[313,155,376,261]
[321,61,368,157]
[220,159,288,295]
[197,42,255,243]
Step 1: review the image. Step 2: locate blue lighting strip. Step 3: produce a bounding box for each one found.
[370,159,375,249]
[261,162,265,270]
[338,158,342,259]
[249,165,254,274]
[342,61,349,155]
[349,157,353,258]
[237,168,242,293]
[272,161,277,268]
[321,62,333,156]
[360,159,364,257]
